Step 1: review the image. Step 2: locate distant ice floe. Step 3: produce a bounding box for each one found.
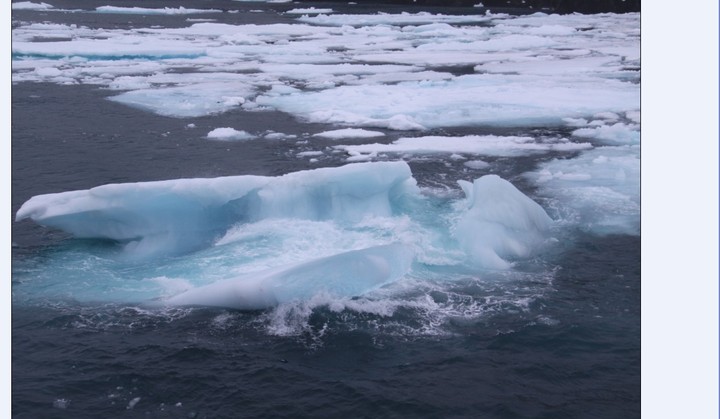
[257,75,638,129]
[296,11,495,26]
[207,128,256,141]
[336,135,591,160]
[12,1,53,10]
[285,8,334,15]
[572,122,640,145]
[95,6,223,15]
[313,128,385,140]
[12,12,640,124]
[109,82,253,118]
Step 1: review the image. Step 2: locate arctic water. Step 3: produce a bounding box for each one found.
[12,1,640,417]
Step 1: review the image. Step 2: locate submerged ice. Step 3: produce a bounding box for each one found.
[16,162,558,307]
[165,244,413,310]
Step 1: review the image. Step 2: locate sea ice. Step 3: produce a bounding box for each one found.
[109,82,253,118]
[297,12,493,27]
[525,146,639,235]
[572,122,640,145]
[285,8,334,15]
[464,160,490,170]
[12,1,53,10]
[257,74,639,129]
[96,6,222,15]
[313,128,385,140]
[16,162,419,257]
[207,128,255,141]
[336,135,591,159]
[12,13,639,123]
[164,243,413,309]
[455,175,553,270]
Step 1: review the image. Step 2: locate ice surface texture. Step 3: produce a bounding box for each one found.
[164,244,414,310]
[16,162,418,257]
[12,12,639,126]
[456,175,552,270]
[17,162,555,307]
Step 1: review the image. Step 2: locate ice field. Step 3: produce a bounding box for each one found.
[12,2,639,334]
[10,2,644,417]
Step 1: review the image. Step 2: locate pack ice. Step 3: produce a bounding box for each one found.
[12,12,639,125]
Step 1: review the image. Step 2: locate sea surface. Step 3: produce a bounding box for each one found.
[12,1,640,418]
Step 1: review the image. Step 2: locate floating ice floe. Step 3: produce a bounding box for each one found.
[16,161,563,306]
[526,145,639,235]
[297,11,495,27]
[285,8,334,15]
[313,128,385,140]
[207,128,256,141]
[455,175,553,270]
[109,82,253,118]
[95,6,223,15]
[257,75,639,129]
[572,122,640,145]
[12,13,639,124]
[12,1,53,10]
[164,243,413,309]
[336,135,591,159]
[15,162,420,257]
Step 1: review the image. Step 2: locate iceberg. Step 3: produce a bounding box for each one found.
[14,162,566,306]
[455,175,553,270]
[164,243,414,310]
[15,162,419,257]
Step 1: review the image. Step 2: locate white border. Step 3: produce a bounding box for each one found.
[642,2,719,418]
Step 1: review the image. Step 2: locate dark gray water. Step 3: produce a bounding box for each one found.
[12,2,640,418]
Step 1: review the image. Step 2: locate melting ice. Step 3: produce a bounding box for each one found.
[12,8,640,333]
[17,162,556,308]
[12,12,639,126]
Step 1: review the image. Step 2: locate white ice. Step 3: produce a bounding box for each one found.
[207,128,256,141]
[164,243,413,309]
[96,6,223,15]
[313,128,385,140]
[257,75,639,129]
[572,122,640,145]
[12,13,639,123]
[297,12,494,26]
[336,135,591,160]
[526,145,640,235]
[110,82,254,118]
[285,8,334,15]
[454,175,553,270]
[16,162,419,257]
[12,1,53,10]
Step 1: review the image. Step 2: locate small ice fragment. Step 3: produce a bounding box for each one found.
[127,397,141,410]
[207,128,255,141]
[53,399,70,409]
[463,160,490,170]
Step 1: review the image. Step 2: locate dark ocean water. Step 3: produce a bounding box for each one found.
[12,2,640,418]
